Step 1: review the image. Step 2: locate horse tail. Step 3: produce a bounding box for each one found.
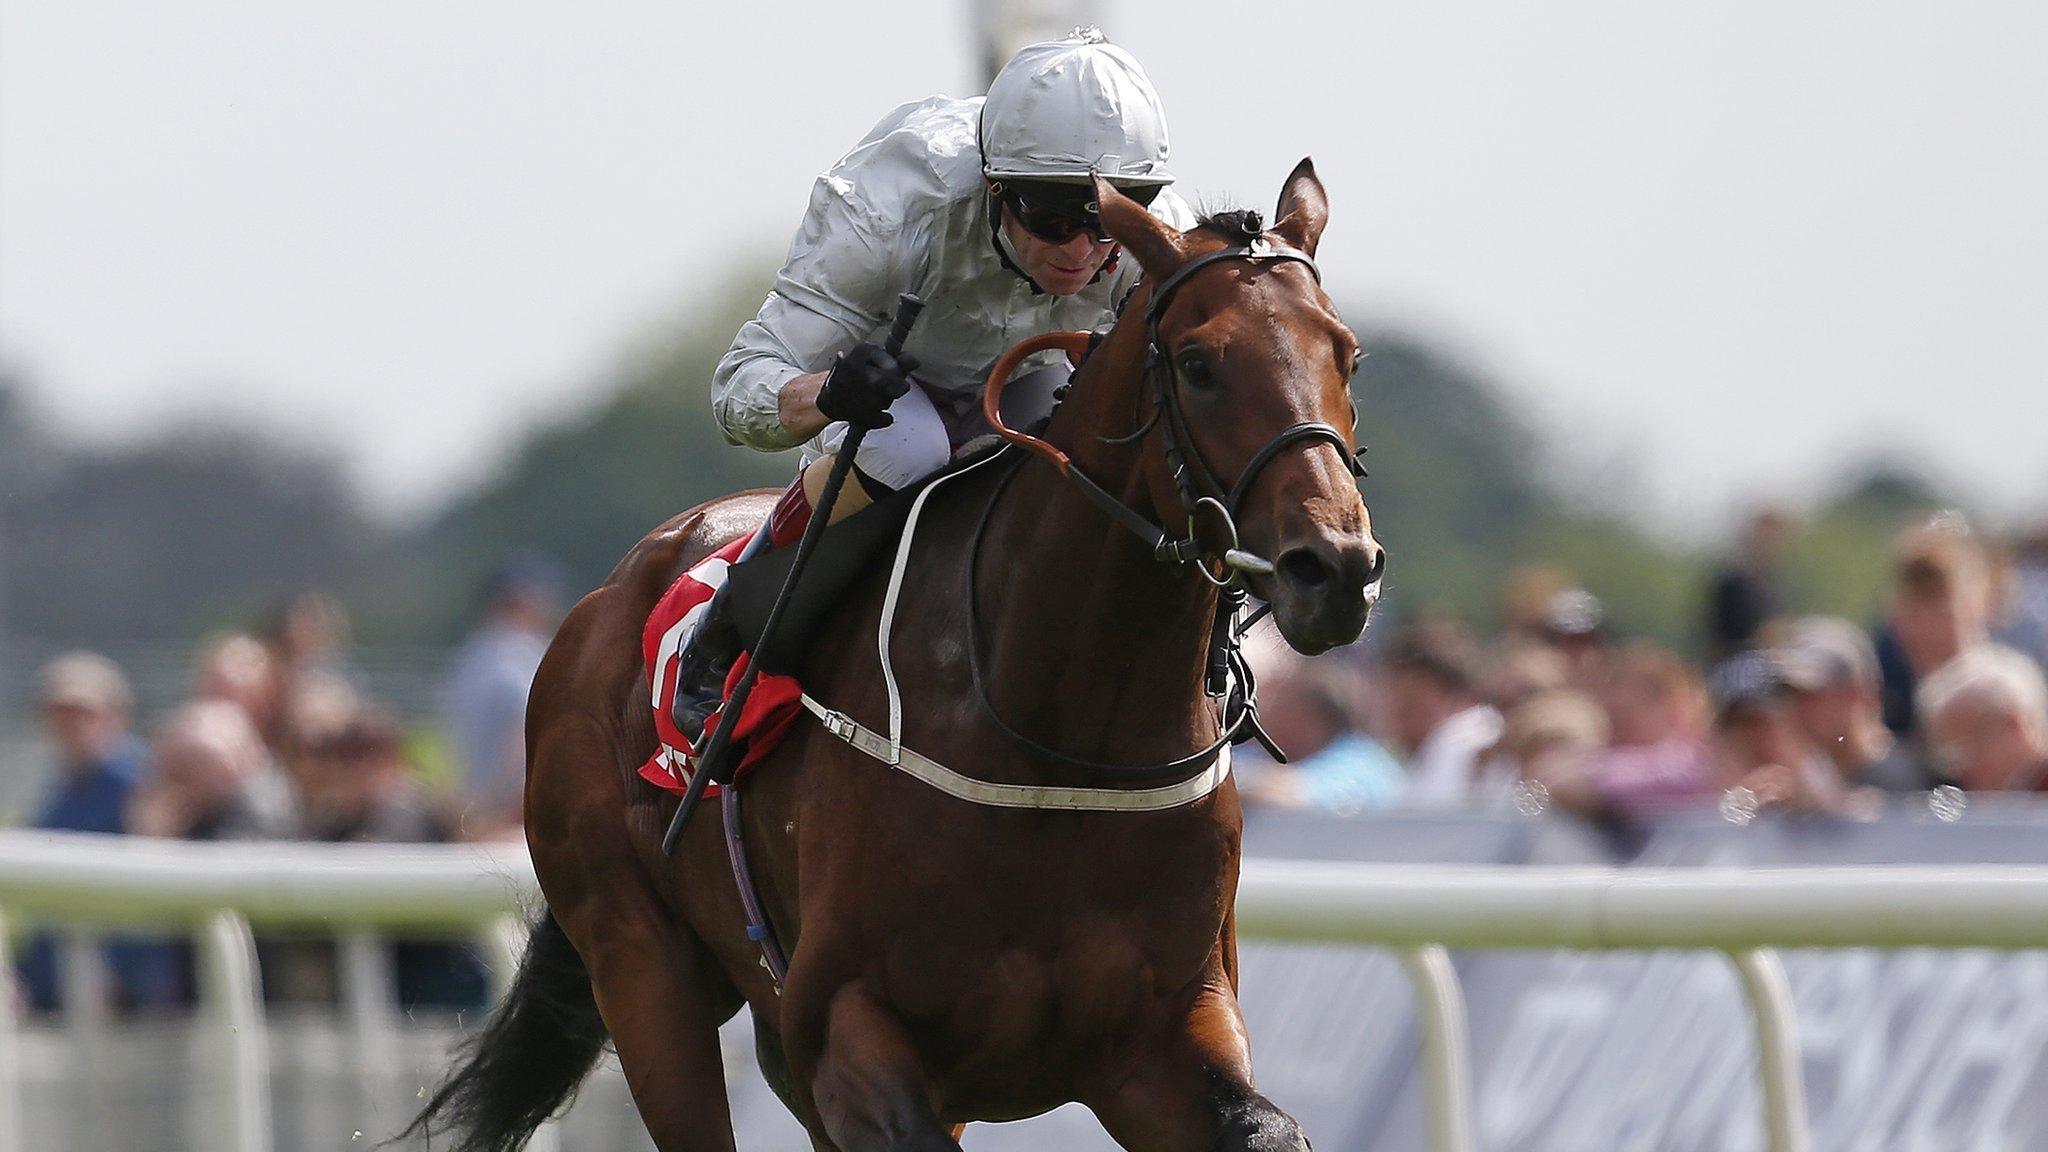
[401,910,607,1152]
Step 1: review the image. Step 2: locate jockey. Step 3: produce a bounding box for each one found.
[672,29,1193,734]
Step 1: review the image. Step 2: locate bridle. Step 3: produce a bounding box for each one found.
[979,220,1367,584]
[1132,227,1368,584]
[967,220,1369,780]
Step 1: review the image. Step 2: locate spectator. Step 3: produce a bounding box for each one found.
[261,589,352,676]
[1535,587,1610,691]
[1496,689,1609,803]
[1917,645,2048,792]
[1238,659,1404,813]
[14,653,181,1014]
[441,557,563,837]
[297,710,488,1010]
[1556,642,1710,820]
[1501,565,1574,640]
[257,590,356,751]
[1993,526,2048,672]
[272,668,362,806]
[25,652,145,834]
[1773,616,1932,793]
[1704,508,1793,663]
[192,632,280,739]
[1705,651,1863,817]
[1876,515,1993,737]
[130,701,297,841]
[1379,620,1506,808]
[300,709,448,843]
[1484,639,1570,715]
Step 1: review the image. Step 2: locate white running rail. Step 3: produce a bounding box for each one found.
[9,831,2048,1152]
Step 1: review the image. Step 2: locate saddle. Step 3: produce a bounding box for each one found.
[639,441,1007,797]
[724,435,1024,670]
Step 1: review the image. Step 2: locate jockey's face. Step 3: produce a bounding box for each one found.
[998,200,1117,296]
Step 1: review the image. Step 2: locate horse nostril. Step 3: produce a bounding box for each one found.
[1363,541,1387,585]
[1277,548,1333,590]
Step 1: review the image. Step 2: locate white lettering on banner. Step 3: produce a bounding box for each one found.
[1789,949,1883,1133]
[1478,975,1613,1140]
[1800,950,2048,1152]
[1235,947,1411,1097]
[1471,951,2048,1152]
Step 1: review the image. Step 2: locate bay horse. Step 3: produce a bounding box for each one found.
[411,160,1382,1151]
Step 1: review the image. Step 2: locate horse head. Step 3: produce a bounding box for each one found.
[1093,160,1384,654]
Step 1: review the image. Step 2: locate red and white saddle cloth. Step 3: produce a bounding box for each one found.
[639,492,812,799]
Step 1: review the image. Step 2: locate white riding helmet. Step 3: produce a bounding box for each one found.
[979,28,1173,188]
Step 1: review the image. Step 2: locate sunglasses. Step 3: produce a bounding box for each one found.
[999,181,1161,245]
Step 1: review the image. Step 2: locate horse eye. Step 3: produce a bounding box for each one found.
[1177,349,1212,385]
[1349,349,1365,377]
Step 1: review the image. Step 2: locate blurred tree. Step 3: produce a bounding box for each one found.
[1532,511,1704,644]
[0,417,375,646]
[1780,459,1959,627]
[0,377,30,639]
[1349,329,1551,625]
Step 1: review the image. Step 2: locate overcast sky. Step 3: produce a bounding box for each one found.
[4,0,2044,531]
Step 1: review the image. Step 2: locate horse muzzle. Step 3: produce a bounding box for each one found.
[1263,534,1384,654]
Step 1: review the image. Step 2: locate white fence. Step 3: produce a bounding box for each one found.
[6,830,2048,1152]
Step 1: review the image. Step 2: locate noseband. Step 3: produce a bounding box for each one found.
[969,226,1368,779]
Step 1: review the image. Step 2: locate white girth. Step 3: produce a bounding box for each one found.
[798,447,1232,812]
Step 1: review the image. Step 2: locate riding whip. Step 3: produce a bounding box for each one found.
[662,293,925,856]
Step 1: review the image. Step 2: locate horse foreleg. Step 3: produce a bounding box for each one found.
[1088,971,1310,1152]
[565,896,744,1152]
[756,1015,840,1152]
[784,980,963,1152]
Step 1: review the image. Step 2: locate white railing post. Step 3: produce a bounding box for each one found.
[484,914,528,1006]
[0,910,24,1152]
[1397,944,1475,1152]
[1728,948,1810,1152]
[198,909,271,1152]
[59,926,115,1150]
[482,915,561,1152]
[338,930,400,1121]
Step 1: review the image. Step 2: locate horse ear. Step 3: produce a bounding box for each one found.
[1272,157,1329,257]
[1093,175,1185,279]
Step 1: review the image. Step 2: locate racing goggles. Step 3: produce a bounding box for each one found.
[998,181,1161,245]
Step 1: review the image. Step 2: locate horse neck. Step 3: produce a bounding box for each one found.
[972,310,1223,765]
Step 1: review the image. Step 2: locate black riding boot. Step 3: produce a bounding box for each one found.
[668,466,923,741]
[668,520,775,742]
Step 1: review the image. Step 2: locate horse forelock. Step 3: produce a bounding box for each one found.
[1191,207,1266,244]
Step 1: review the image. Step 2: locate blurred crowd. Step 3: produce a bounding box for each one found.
[12,559,565,1017]
[1239,511,2048,822]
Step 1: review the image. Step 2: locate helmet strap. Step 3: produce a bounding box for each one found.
[987,189,1048,295]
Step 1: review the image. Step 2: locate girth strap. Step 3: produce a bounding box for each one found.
[800,695,1232,811]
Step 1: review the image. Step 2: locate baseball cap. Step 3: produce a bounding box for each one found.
[1708,650,1787,718]
[1772,616,1879,692]
[38,651,133,712]
[1542,588,1604,638]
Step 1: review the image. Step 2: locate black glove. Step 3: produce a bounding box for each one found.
[817,343,918,429]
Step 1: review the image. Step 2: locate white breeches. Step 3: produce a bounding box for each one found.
[807,363,1072,491]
